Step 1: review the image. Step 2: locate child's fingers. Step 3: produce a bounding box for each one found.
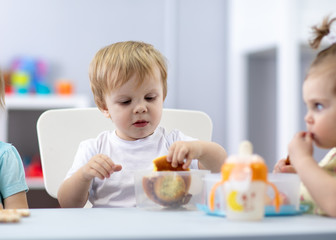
[297,131,313,142]
[172,147,189,167]
[90,160,111,178]
[182,156,193,169]
[166,144,175,163]
[273,157,297,174]
[84,164,106,180]
[176,147,189,164]
[87,155,117,178]
[167,141,185,163]
[91,169,106,180]
[167,143,181,167]
[280,165,297,173]
[87,163,122,180]
[96,154,123,173]
[305,132,314,142]
[273,164,282,173]
[112,164,122,172]
[96,155,115,174]
[168,142,195,169]
[273,159,286,173]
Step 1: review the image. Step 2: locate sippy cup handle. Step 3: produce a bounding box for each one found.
[267,181,280,212]
[209,180,225,211]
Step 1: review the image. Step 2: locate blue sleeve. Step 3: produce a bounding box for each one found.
[0,144,29,200]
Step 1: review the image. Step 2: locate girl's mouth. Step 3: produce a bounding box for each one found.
[306,131,315,139]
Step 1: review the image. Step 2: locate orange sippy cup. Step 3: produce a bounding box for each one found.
[209,141,280,221]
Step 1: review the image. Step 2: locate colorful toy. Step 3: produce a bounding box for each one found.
[55,80,74,95]
[10,57,51,94]
[23,154,43,178]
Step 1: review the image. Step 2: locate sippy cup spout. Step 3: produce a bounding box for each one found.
[239,140,253,156]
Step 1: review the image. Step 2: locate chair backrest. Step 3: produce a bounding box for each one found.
[37,107,212,198]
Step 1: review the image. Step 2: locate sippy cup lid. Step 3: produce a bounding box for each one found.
[221,141,268,182]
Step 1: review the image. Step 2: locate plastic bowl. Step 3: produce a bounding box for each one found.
[134,169,210,210]
[267,173,301,210]
[203,173,226,211]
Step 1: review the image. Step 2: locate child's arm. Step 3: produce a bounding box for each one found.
[57,154,122,208]
[3,191,28,209]
[167,141,226,173]
[296,156,336,217]
[289,131,336,217]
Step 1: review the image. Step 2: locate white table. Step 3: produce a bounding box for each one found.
[2,208,336,240]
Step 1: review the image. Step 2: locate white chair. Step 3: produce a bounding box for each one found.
[36,107,213,199]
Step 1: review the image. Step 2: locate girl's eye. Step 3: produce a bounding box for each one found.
[315,103,323,111]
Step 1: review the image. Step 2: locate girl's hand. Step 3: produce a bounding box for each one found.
[288,131,314,158]
[288,131,314,169]
[167,141,200,170]
[273,158,297,173]
[80,154,122,181]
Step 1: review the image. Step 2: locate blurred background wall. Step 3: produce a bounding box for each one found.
[1,0,336,169]
[0,0,228,150]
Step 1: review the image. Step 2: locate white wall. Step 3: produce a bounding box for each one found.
[228,0,336,166]
[0,0,228,148]
[2,0,335,167]
[0,0,166,97]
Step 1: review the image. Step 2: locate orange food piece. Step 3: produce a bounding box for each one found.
[153,155,189,171]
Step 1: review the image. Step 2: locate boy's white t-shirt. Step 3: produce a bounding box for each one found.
[65,126,198,208]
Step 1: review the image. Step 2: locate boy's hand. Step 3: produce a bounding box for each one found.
[167,141,200,170]
[80,154,122,181]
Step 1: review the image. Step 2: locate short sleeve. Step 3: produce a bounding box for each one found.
[65,139,98,180]
[0,144,28,200]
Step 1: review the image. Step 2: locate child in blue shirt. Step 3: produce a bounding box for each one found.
[0,71,28,209]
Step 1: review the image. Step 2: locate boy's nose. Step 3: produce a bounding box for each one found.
[134,103,147,113]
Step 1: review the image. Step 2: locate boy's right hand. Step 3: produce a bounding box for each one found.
[80,154,122,181]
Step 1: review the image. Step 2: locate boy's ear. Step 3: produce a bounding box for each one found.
[102,109,110,118]
[100,107,111,119]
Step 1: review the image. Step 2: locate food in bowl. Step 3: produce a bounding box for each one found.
[142,155,191,207]
[135,156,209,209]
[142,172,192,207]
[266,173,300,210]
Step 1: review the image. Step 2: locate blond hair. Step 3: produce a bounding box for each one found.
[0,70,5,108]
[307,16,336,91]
[89,41,167,110]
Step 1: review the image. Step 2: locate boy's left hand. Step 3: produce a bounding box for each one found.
[167,141,200,170]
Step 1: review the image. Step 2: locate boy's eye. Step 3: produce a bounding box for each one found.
[120,100,131,105]
[145,96,156,101]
